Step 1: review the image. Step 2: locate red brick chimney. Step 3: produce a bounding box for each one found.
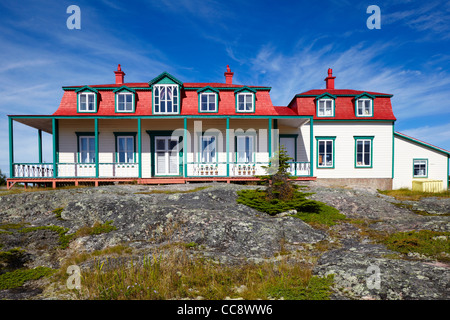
[224,65,234,84]
[324,68,336,90]
[114,64,125,85]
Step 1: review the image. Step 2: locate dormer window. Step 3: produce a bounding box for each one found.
[76,86,98,113]
[153,84,179,114]
[356,99,373,116]
[355,93,375,117]
[114,86,136,113]
[198,86,219,113]
[318,99,334,117]
[315,93,336,117]
[235,87,256,113]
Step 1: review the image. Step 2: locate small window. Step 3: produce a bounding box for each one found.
[236,93,254,112]
[79,136,95,163]
[413,159,428,177]
[200,93,217,112]
[318,99,334,117]
[236,136,254,162]
[117,93,134,112]
[356,99,373,116]
[200,136,217,163]
[154,85,179,114]
[355,138,372,167]
[117,136,135,163]
[79,93,96,112]
[317,139,334,168]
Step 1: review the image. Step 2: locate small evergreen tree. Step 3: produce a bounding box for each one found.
[259,145,295,201]
[0,169,6,186]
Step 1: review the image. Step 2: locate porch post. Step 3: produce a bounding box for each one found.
[8,117,14,178]
[268,118,272,159]
[310,117,314,177]
[52,118,57,178]
[137,118,142,178]
[38,129,43,164]
[226,117,230,177]
[95,118,99,178]
[184,118,187,177]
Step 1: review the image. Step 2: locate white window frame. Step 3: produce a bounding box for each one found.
[200,93,217,112]
[317,139,334,168]
[236,93,254,112]
[78,92,96,112]
[199,135,217,163]
[236,135,255,163]
[154,136,179,175]
[116,136,135,163]
[153,84,179,114]
[116,92,134,112]
[355,139,372,167]
[317,99,334,117]
[413,159,428,178]
[79,136,95,163]
[356,99,373,117]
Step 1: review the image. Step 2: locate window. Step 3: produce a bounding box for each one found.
[236,93,254,112]
[236,136,254,162]
[117,136,135,163]
[79,93,96,112]
[79,136,95,163]
[155,136,179,175]
[200,136,217,163]
[317,99,334,117]
[200,93,217,112]
[153,84,179,114]
[413,159,428,177]
[356,99,373,116]
[116,93,134,112]
[355,137,373,167]
[317,138,334,168]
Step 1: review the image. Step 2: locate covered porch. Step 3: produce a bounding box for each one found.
[7,115,315,188]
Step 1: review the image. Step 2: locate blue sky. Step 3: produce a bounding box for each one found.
[1,0,450,177]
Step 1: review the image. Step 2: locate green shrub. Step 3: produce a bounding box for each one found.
[0,266,55,290]
[266,274,334,300]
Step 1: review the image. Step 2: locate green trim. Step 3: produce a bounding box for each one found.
[314,119,394,122]
[355,92,376,100]
[354,136,374,168]
[412,158,428,178]
[268,118,272,158]
[113,132,137,164]
[112,86,136,93]
[315,136,336,169]
[95,119,99,178]
[226,118,230,177]
[52,118,57,178]
[8,115,311,120]
[447,156,449,190]
[138,119,142,178]
[315,96,335,118]
[309,118,314,177]
[75,132,95,164]
[75,86,98,93]
[114,87,136,113]
[152,84,181,115]
[148,72,183,87]
[296,93,393,98]
[235,90,256,113]
[394,132,450,156]
[146,130,183,177]
[38,129,43,163]
[9,117,14,178]
[354,96,374,118]
[77,91,98,113]
[184,118,188,177]
[392,123,395,179]
[198,90,219,113]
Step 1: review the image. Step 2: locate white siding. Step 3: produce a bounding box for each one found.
[313,121,393,179]
[393,135,449,190]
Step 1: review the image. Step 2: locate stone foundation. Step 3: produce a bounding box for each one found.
[304,178,393,190]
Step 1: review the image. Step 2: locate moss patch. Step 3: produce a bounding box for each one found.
[0,266,55,290]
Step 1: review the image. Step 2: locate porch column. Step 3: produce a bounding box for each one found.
[226,117,230,177]
[52,118,57,178]
[38,129,43,163]
[310,117,314,177]
[137,118,142,178]
[268,118,272,159]
[8,117,14,178]
[183,118,188,177]
[95,118,99,178]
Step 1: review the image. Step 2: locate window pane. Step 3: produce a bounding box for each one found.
[156,139,166,151]
[80,95,86,110]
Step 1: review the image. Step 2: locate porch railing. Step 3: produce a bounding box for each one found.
[13,163,54,178]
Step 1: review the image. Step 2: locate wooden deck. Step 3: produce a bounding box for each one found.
[6,176,317,189]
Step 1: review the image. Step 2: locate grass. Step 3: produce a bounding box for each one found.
[0,266,55,290]
[0,185,88,197]
[381,230,449,262]
[75,221,117,237]
[236,189,346,227]
[73,246,334,300]
[135,186,210,195]
[379,188,450,201]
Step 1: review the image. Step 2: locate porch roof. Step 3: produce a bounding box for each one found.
[13,117,53,134]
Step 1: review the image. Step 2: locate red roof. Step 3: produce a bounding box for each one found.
[297,89,392,96]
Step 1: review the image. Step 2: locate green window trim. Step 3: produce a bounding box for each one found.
[354,136,374,168]
[75,132,96,163]
[315,93,336,118]
[235,86,256,113]
[197,87,219,113]
[354,93,375,118]
[146,130,184,177]
[196,131,220,163]
[315,136,336,169]
[113,132,137,163]
[114,86,136,113]
[413,158,428,178]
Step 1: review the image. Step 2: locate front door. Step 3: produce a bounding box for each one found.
[155,136,179,175]
[280,137,296,161]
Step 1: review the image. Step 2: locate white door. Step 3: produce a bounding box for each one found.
[155,137,179,175]
[280,137,296,161]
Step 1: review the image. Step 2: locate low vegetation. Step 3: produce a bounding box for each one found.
[379,188,450,201]
[135,186,210,195]
[0,267,54,290]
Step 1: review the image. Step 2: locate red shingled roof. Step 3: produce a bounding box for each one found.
[297,89,392,96]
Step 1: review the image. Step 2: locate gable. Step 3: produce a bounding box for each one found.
[148,72,183,87]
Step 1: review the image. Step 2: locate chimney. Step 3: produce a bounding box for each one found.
[324,68,336,90]
[224,65,234,84]
[114,64,125,85]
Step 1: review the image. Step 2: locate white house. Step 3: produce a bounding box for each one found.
[7,65,450,191]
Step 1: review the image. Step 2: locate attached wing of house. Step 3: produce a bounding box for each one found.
[7,65,450,191]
